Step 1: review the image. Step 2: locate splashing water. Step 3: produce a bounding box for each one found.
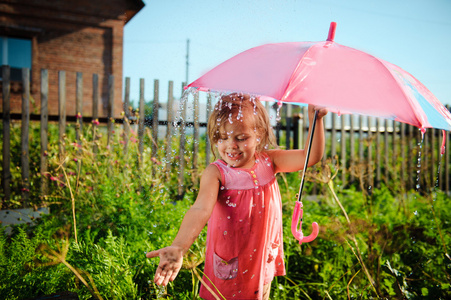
[415,129,425,191]
[276,101,283,122]
[156,285,166,299]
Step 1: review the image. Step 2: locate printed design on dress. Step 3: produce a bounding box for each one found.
[213,252,239,280]
[267,242,280,263]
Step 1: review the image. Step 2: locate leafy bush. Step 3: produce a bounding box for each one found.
[1,120,450,299]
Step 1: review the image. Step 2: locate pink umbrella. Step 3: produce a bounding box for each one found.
[186,22,451,244]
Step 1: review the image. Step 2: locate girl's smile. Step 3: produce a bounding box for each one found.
[217,118,259,169]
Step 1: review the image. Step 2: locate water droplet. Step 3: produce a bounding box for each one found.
[224,231,227,235]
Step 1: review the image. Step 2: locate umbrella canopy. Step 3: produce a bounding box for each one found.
[187,22,451,132]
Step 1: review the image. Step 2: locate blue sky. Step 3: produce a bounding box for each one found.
[123,0,451,106]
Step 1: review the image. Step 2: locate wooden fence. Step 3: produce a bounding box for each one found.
[1,67,451,207]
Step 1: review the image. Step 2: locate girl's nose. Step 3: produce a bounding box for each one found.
[227,139,238,148]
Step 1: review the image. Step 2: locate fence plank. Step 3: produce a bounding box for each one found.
[40,69,49,197]
[392,121,398,184]
[331,113,337,161]
[341,115,346,186]
[166,81,174,176]
[206,93,212,165]
[21,68,30,205]
[2,65,11,203]
[107,75,114,146]
[178,83,187,198]
[302,107,308,154]
[349,115,355,183]
[367,116,373,188]
[384,119,389,186]
[92,74,99,154]
[138,78,145,166]
[375,118,381,188]
[193,91,200,171]
[152,79,159,160]
[286,104,292,150]
[358,116,364,185]
[406,125,412,190]
[431,128,436,188]
[446,128,450,193]
[58,71,66,163]
[76,72,83,144]
[123,77,131,155]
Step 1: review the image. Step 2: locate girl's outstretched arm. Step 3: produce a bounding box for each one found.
[146,164,220,286]
[268,105,327,173]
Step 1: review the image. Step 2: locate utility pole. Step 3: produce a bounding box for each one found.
[185,39,190,84]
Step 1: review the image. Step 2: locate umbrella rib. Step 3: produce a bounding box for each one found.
[280,42,321,103]
[376,59,427,130]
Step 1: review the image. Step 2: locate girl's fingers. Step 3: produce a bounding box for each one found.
[162,270,174,286]
[170,270,179,282]
[155,269,174,286]
[146,250,159,258]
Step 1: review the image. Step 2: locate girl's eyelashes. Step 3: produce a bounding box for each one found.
[218,134,248,142]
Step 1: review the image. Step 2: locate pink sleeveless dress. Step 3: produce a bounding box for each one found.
[199,152,286,300]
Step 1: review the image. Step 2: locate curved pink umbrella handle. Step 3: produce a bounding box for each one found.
[291,201,319,245]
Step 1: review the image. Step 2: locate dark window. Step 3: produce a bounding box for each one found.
[0,36,32,81]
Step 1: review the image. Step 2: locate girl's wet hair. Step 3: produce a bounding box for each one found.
[207,93,276,156]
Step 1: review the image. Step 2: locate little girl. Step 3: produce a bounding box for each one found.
[147,93,327,300]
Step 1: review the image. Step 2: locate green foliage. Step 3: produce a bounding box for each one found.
[1,121,450,299]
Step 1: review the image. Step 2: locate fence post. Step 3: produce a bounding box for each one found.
[358,115,364,190]
[349,115,355,184]
[21,68,30,205]
[331,113,337,162]
[75,72,83,145]
[58,71,66,164]
[152,80,159,159]
[92,74,99,154]
[138,78,145,165]
[446,125,450,193]
[206,93,213,164]
[293,113,300,150]
[375,118,381,188]
[401,122,406,190]
[40,69,49,197]
[166,80,174,177]
[123,77,131,155]
[341,115,346,186]
[430,128,436,188]
[367,116,373,188]
[193,91,200,171]
[286,104,292,149]
[107,75,114,146]
[384,119,389,186]
[392,121,398,184]
[302,107,309,156]
[407,125,414,190]
[178,83,187,198]
[2,65,11,204]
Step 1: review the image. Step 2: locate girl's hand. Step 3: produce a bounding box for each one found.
[146,246,184,286]
[308,104,328,119]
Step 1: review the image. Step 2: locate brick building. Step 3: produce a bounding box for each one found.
[0,0,144,118]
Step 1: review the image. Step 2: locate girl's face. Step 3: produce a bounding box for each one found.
[216,116,259,169]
